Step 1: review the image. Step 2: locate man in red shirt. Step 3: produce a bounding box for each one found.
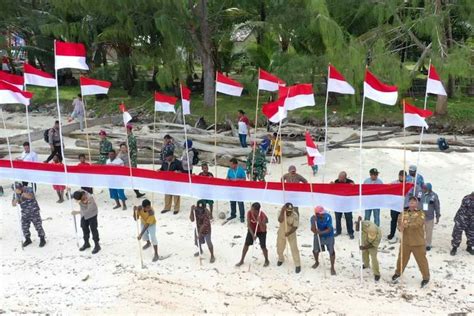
[78,154,93,194]
[235,202,270,267]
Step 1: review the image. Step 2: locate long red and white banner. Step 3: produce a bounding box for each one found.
[0,160,411,212]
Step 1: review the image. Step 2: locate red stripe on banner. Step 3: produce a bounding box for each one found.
[216,72,243,88]
[23,64,54,79]
[0,160,412,197]
[365,70,397,92]
[80,76,112,88]
[55,41,87,57]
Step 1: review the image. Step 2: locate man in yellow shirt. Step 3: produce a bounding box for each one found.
[134,199,159,262]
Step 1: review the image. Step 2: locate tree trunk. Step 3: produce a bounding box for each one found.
[435,95,448,115]
[116,44,135,94]
[197,0,215,107]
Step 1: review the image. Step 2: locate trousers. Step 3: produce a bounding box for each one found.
[21,208,45,239]
[395,244,430,280]
[238,134,247,148]
[276,231,301,266]
[45,145,62,163]
[230,201,245,219]
[389,210,400,238]
[424,219,434,247]
[451,221,474,248]
[141,223,157,245]
[164,194,180,212]
[81,215,99,243]
[364,209,380,227]
[362,247,380,276]
[335,212,354,235]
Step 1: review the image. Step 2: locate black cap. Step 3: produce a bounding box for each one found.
[369,168,379,175]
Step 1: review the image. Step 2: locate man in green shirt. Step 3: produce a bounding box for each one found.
[356,216,382,281]
[98,130,113,164]
[127,124,145,198]
[246,142,267,181]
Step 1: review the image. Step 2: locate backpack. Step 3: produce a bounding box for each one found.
[43,129,50,143]
[437,137,449,151]
[191,148,199,165]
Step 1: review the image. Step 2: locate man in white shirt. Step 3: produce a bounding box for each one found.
[106,149,127,210]
[363,168,383,227]
[69,94,85,131]
[237,110,250,148]
[16,142,38,192]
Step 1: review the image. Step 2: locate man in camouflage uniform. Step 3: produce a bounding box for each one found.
[450,192,474,256]
[246,145,267,181]
[126,124,145,198]
[161,134,175,162]
[98,130,113,164]
[392,196,430,288]
[12,183,46,248]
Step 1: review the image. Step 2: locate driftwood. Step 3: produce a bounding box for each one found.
[339,144,471,153]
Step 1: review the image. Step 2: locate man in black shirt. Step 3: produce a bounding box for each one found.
[332,171,355,239]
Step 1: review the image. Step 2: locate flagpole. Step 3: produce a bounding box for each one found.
[122,105,144,269]
[152,91,157,171]
[400,99,408,282]
[80,92,92,162]
[1,106,24,249]
[23,83,32,149]
[358,88,366,284]
[213,72,219,214]
[250,70,261,180]
[54,40,80,248]
[413,59,431,195]
[180,83,202,265]
[322,64,330,183]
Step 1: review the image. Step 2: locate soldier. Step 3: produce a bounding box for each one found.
[126,125,146,199]
[246,142,267,181]
[420,183,440,251]
[450,192,474,256]
[98,130,112,164]
[12,183,46,248]
[356,216,382,281]
[392,196,430,288]
[276,203,301,273]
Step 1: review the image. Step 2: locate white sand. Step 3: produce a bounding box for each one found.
[1,112,473,315]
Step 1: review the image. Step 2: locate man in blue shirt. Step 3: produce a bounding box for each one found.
[364,168,383,226]
[226,158,246,222]
[408,165,424,187]
[310,206,336,275]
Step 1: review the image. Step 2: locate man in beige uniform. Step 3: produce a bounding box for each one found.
[276,203,301,273]
[392,196,430,288]
[356,216,382,281]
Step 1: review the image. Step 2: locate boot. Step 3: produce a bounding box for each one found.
[142,241,151,250]
[421,279,430,288]
[79,241,91,251]
[152,245,159,262]
[467,246,474,255]
[450,247,457,256]
[39,237,46,247]
[92,242,101,254]
[22,237,32,247]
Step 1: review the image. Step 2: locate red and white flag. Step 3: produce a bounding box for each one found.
[180,84,191,115]
[155,92,178,113]
[80,77,111,96]
[55,41,89,70]
[262,98,287,123]
[216,72,243,96]
[327,65,355,95]
[258,69,285,92]
[364,70,398,105]
[119,102,132,125]
[404,102,433,129]
[0,80,33,105]
[23,64,56,87]
[0,71,24,90]
[426,64,447,96]
[279,84,315,111]
[305,131,324,166]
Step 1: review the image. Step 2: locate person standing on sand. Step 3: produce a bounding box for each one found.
[161,134,175,162]
[190,201,215,263]
[271,132,281,164]
[44,120,62,163]
[246,141,267,181]
[181,139,195,174]
[332,171,355,239]
[77,154,93,194]
[198,163,214,218]
[17,141,38,192]
[408,165,424,187]
[392,197,430,288]
[72,190,101,254]
[126,124,146,198]
[420,183,440,251]
[12,183,46,248]
[450,192,474,256]
[311,206,336,275]
[237,109,250,148]
[106,149,127,210]
[51,154,66,203]
[356,216,381,281]
[236,202,270,267]
[160,153,183,214]
[134,199,159,262]
[226,158,246,222]
[276,203,301,273]
[69,94,85,131]
[98,130,112,165]
[364,168,383,227]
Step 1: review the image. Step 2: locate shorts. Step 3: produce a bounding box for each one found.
[198,199,214,206]
[195,232,213,247]
[109,188,126,200]
[313,235,335,254]
[245,231,267,249]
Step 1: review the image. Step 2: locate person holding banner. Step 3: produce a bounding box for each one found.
[332,171,355,239]
[17,141,38,192]
[226,158,246,222]
[408,165,424,187]
[106,149,127,210]
[12,183,46,248]
[420,183,440,251]
[363,168,383,227]
[68,94,85,131]
[311,206,336,275]
[72,190,101,254]
[160,153,183,214]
